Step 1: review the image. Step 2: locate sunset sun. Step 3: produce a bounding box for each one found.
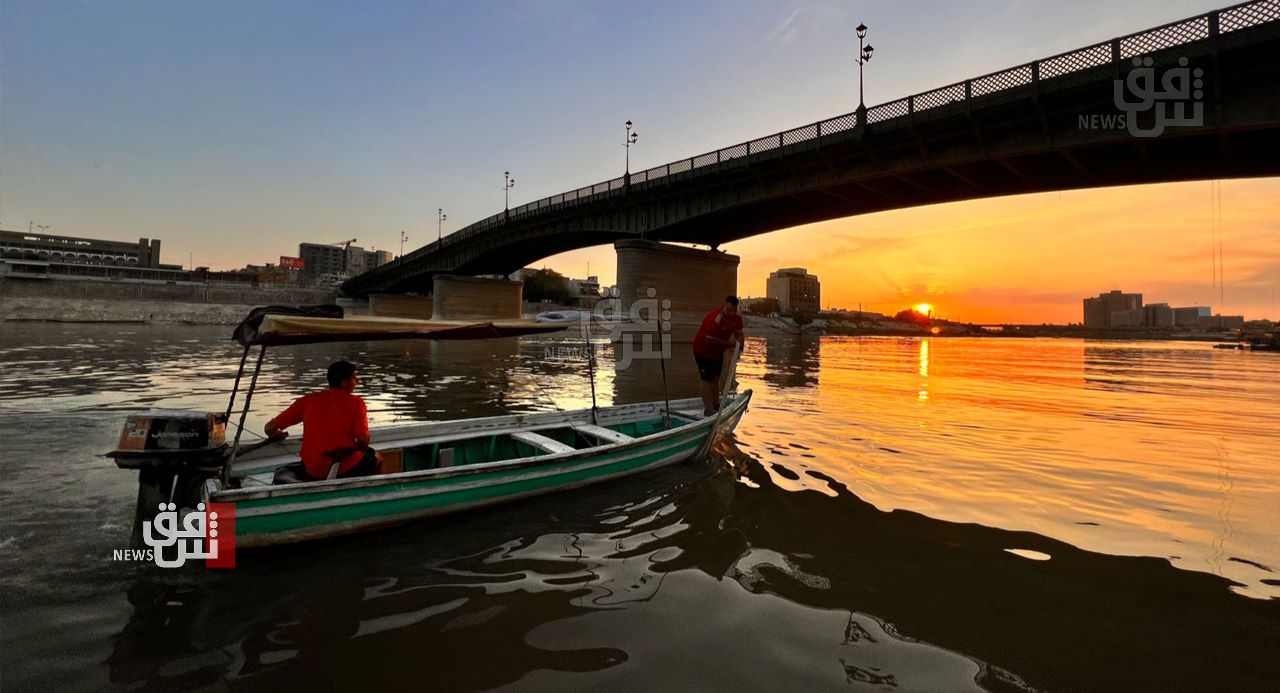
[914,303,934,316]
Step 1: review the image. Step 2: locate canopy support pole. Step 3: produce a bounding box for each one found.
[222,344,267,484]
[223,344,252,422]
[659,348,672,430]
[587,341,599,425]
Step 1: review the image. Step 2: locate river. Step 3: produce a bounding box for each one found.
[0,323,1277,692]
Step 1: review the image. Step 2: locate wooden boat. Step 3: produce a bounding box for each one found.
[108,305,751,548]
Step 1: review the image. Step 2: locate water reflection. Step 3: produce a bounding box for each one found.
[762,335,819,389]
[2,325,1279,691]
[609,337,701,405]
[96,446,1280,691]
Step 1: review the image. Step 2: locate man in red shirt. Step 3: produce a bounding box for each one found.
[692,295,745,416]
[265,360,379,480]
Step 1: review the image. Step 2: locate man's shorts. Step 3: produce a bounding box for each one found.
[694,354,723,383]
[336,449,380,479]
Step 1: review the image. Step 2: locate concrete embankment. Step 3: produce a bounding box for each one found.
[0,277,337,324]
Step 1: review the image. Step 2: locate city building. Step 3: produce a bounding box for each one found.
[1,229,178,269]
[567,275,601,298]
[766,267,821,313]
[299,243,346,278]
[1079,293,1246,330]
[1083,290,1143,327]
[1173,306,1212,326]
[1109,308,1146,327]
[298,243,392,279]
[1144,303,1175,328]
[1210,315,1246,330]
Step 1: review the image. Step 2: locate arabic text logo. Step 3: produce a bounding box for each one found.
[1110,56,1204,138]
[114,501,237,568]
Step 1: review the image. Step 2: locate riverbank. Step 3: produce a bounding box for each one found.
[0,276,336,324]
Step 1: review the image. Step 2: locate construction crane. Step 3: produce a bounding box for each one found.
[330,238,357,249]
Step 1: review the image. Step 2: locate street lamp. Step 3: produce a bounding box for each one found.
[437,208,447,242]
[400,230,409,259]
[623,120,639,178]
[856,23,874,109]
[503,171,516,218]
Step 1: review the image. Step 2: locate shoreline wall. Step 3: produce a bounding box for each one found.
[0,277,338,325]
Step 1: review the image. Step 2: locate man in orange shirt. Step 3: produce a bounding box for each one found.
[692,295,745,417]
[265,360,379,480]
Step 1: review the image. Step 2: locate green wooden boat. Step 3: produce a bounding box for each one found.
[108,306,751,549]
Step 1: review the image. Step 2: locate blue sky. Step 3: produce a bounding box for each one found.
[0,0,1244,286]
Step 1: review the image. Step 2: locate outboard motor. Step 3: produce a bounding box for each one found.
[106,411,228,547]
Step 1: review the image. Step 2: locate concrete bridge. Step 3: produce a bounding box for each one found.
[344,1,1280,348]
[345,0,1280,302]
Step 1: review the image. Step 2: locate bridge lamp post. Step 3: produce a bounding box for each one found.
[399,230,409,260]
[623,120,638,185]
[856,23,874,112]
[437,208,447,243]
[503,171,516,220]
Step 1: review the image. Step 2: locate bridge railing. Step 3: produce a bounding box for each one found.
[374,0,1278,280]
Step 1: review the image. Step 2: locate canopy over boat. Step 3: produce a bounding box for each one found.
[233,305,567,347]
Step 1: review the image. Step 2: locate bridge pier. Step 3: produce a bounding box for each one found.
[369,294,434,319]
[614,240,739,344]
[432,275,523,320]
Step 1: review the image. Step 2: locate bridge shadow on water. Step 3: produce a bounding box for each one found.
[107,437,1279,692]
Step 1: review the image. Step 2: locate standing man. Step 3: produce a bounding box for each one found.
[692,295,745,417]
[265,360,379,480]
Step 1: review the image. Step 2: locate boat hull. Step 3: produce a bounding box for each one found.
[210,391,751,547]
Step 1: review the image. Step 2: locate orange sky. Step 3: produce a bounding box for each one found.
[542,178,1280,324]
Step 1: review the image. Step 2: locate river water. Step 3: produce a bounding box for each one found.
[0,324,1277,692]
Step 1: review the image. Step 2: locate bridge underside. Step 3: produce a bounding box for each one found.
[347,17,1280,297]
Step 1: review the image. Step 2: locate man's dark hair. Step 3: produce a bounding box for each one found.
[725,295,739,306]
[327,360,358,388]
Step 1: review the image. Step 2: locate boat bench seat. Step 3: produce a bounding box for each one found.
[571,424,633,445]
[511,431,576,455]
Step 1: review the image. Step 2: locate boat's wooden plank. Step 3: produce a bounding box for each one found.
[510,431,576,455]
[571,423,633,445]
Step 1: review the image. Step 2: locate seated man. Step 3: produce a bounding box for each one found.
[265,360,379,480]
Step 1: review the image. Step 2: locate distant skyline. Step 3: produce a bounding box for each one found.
[3,0,1277,323]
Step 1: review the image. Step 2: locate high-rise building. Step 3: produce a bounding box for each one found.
[298,243,393,279]
[1083,290,1143,327]
[766,268,821,313]
[299,243,348,278]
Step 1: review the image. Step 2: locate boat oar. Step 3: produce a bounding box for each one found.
[696,343,739,458]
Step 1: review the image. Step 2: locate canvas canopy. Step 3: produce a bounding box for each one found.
[234,310,566,347]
